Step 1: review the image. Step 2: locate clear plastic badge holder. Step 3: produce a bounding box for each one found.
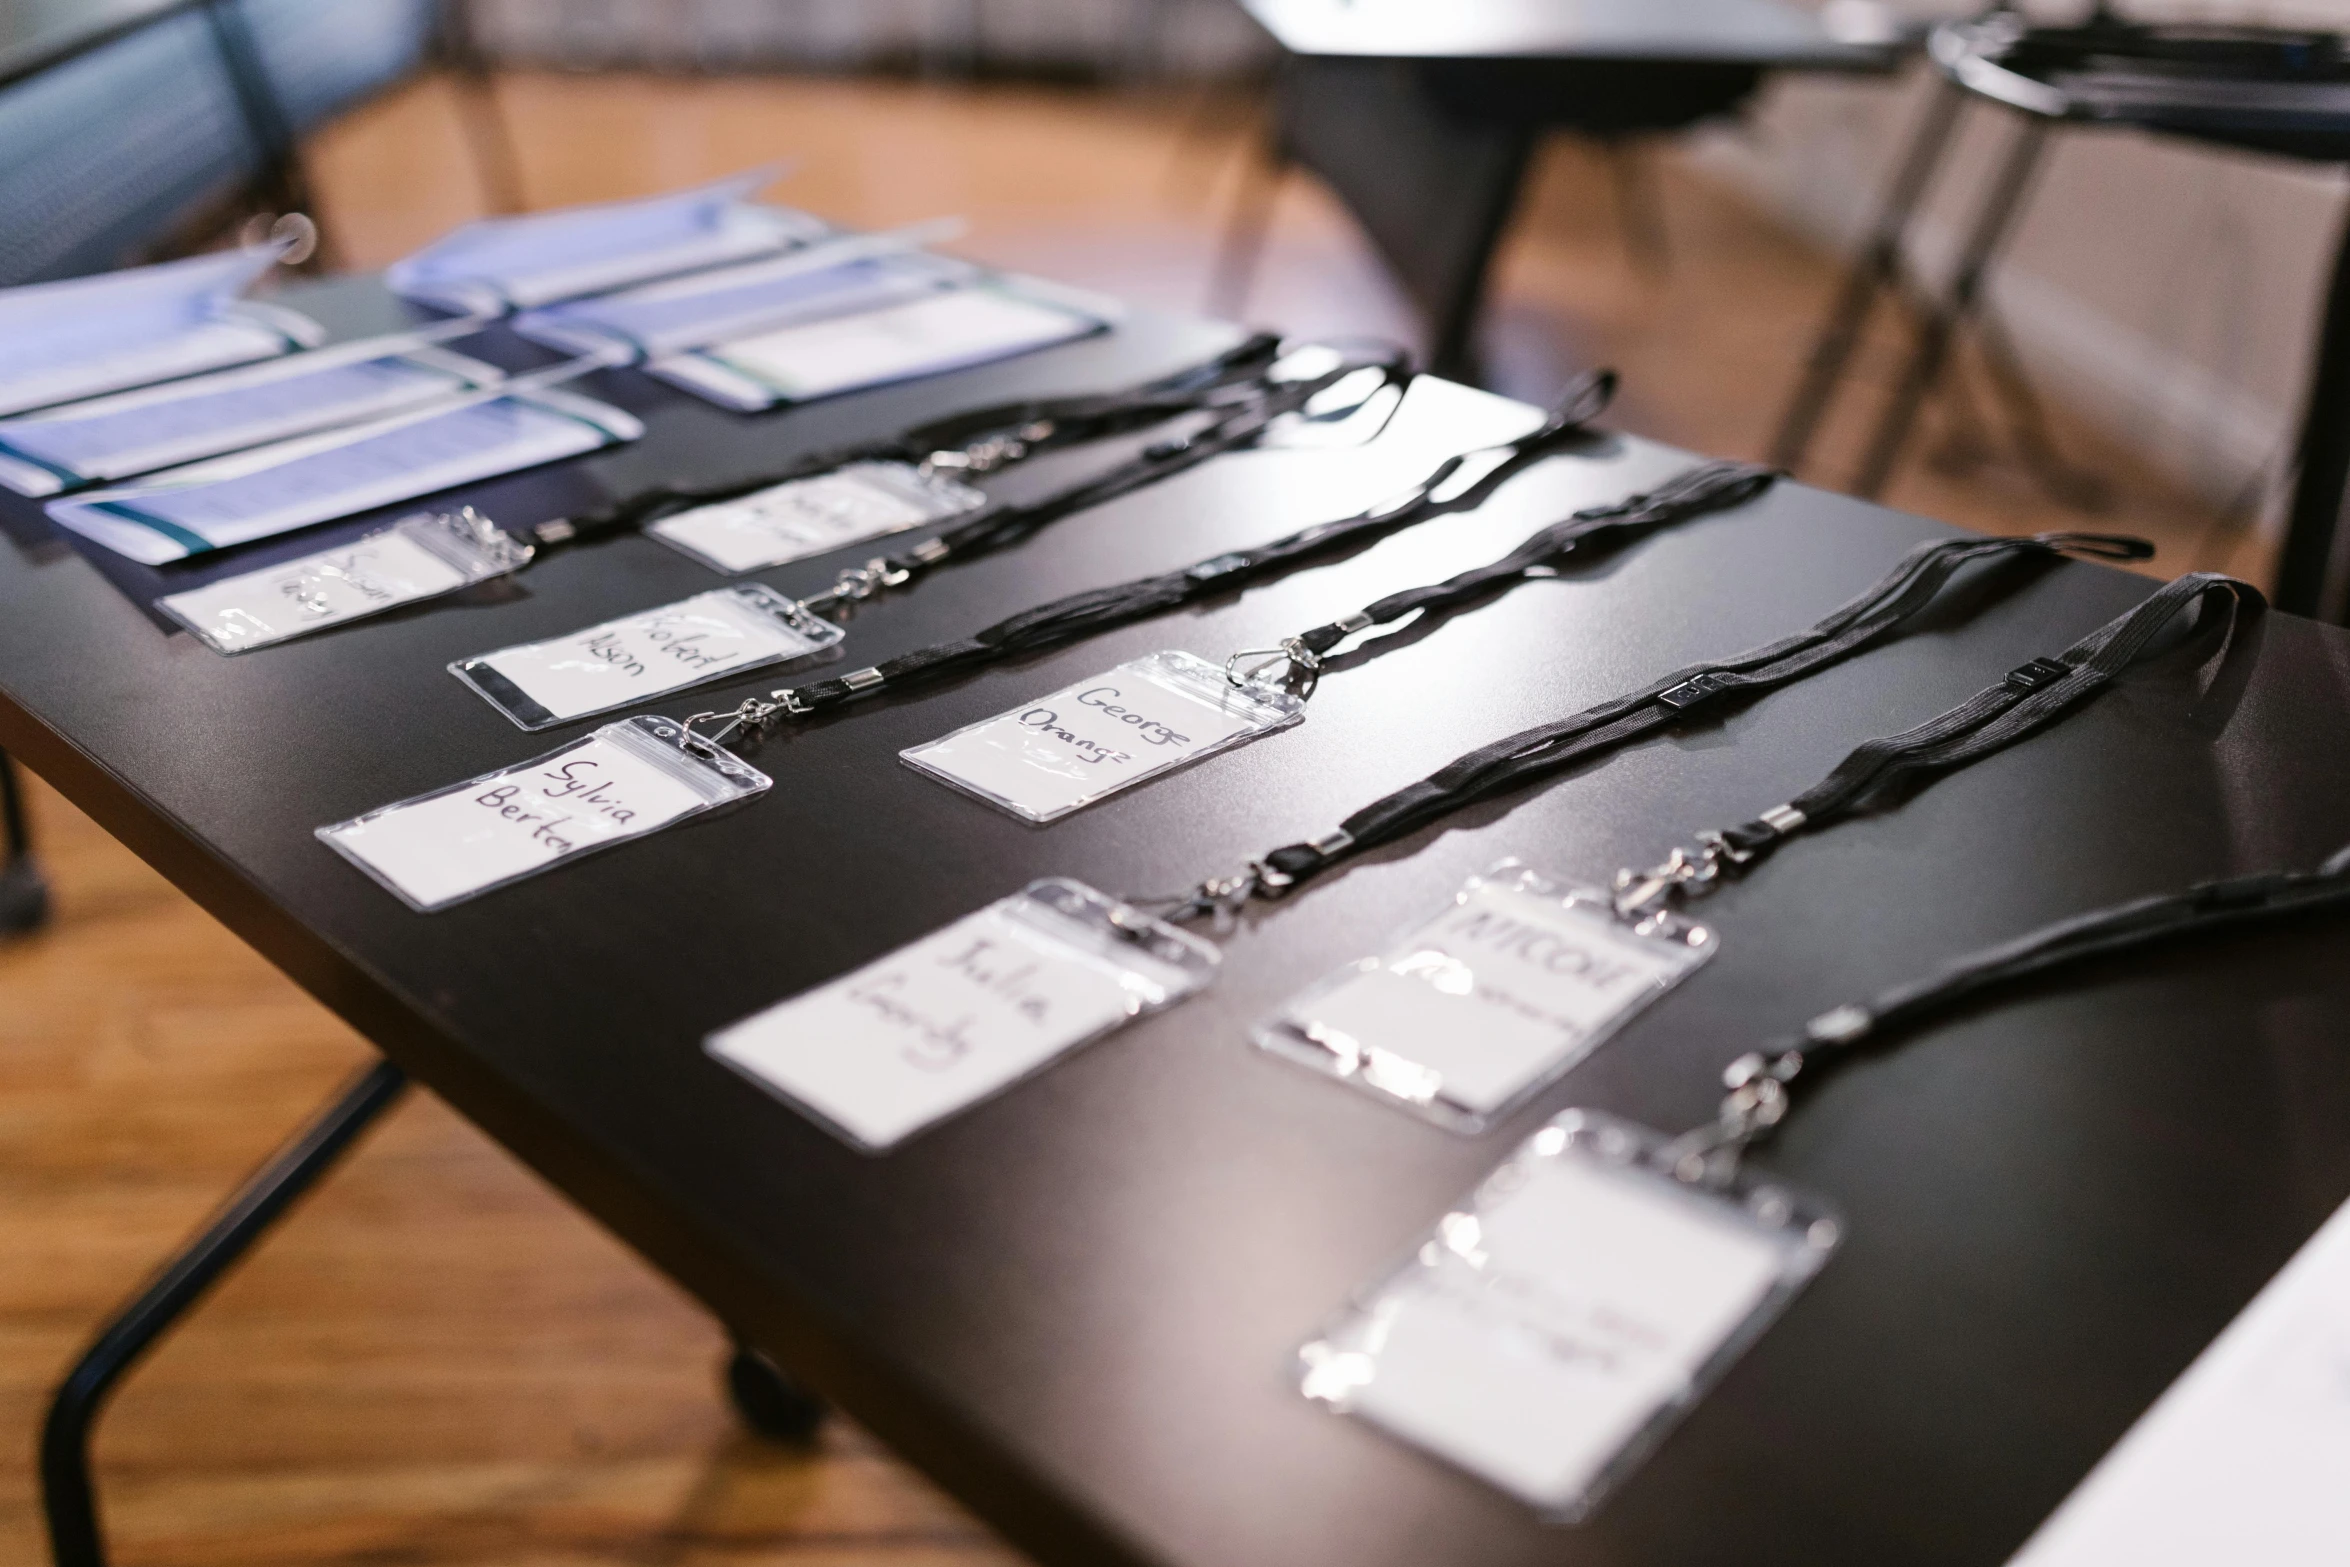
[157,508,534,654]
[900,651,1306,824]
[317,716,769,912]
[706,879,1218,1151]
[450,583,845,730]
[1257,861,1714,1133]
[646,459,987,574]
[1299,1108,1840,1522]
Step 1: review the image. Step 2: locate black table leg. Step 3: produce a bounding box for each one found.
[724,1343,830,1443]
[1772,79,1966,473]
[1,748,48,936]
[2276,201,2350,621]
[1852,113,2052,500]
[41,1059,408,1567]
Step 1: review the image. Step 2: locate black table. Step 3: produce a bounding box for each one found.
[1222,0,1901,379]
[7,280,2350,1567]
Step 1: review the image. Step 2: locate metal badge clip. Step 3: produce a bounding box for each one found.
[1224,638,1322,699]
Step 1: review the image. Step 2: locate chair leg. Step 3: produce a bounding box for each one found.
[1771,79,1966,473]
[1208,134,1286,322]
[2277,199,2350,620]
[41,1060,408,1567]
[1851,114,2051,501]
[1,749,48,936]
[723,1343,829,1444]
[439,0,527,213]
[1602,139,1671,279]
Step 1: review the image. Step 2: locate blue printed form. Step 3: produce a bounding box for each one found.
[47,383,641,564]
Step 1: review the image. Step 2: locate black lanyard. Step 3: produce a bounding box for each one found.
[526,334,1398,555]
[1669,842,2350,1182]
[1606,569,2263,922]
[1152,530,2160,921]
[680,371,1625,747]
[1225,458,1776,698]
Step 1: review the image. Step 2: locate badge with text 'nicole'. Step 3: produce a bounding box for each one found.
[317,716,768,911]
[706,879,1217,1150]
[1258,862,1713,1133]
[900,650,1304,823]
[1300,1109,1838,1521]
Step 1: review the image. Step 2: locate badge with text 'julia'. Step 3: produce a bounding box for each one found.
[706,879,1217,1150]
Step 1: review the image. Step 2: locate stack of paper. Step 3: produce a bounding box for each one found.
[0,326,502,497]
[0,249,321,419]
[47,377,641,564]
[510,226,967,361]
[649,277,1115,411]
[386,170,826,315]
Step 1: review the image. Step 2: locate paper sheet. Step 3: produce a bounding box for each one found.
[2007,1195,2350,1567]
[48,384,640,563]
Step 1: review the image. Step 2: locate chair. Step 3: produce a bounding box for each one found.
[1215,52,1762,382]
[1773,7,2350,621]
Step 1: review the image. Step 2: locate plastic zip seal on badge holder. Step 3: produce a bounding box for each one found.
[316,716,769,912]
[900,650,1306,824]
[450,583,846,730]
[157,508,534,654]
[1256,862,1714,1133]
[706,879,1220,1151]
[1299,1108,1840,1522]
[645,459,988,574]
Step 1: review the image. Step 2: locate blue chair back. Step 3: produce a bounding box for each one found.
[235,0,436,133]
[0,6,261,286]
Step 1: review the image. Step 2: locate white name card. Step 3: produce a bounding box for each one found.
[318,716,769,911]
[451,584,845,729]
[156,509,533,654]
[707,879,1218,1150]
[647,461,985,574]
[901,650,1305,823]
[1260,864,1714,1130]
[647,283,1105,410]
[1301,1110,1838,1520]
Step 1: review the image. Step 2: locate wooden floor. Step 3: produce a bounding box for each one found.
[0,70,2264,1567]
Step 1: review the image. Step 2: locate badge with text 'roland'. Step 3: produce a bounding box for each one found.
[900,650,1304,823]
[1258,862,1714,1133]
[707,879,1217,1150]
[317,716,768,911]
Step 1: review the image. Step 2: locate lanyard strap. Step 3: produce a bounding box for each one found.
[1158,530,2155,920]
[682,370,1624,745]
[1226,459,1776,696]
[534,331,1363,549]
[1609,569,2264,921]
[1669,842,2350,1182]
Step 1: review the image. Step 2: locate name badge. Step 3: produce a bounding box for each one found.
[707,879,1217,1150]
[646,460,985,574]
[317,715,768,911]
[450,583,844,729]
[156,508,533,654]
[900,650,1305,824]
[1258,863,1713,1132]
[1300,1109,1839,1521]
[646,283,1104,410]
